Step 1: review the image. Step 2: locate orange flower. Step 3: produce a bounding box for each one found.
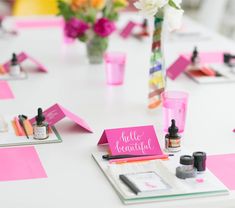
[90,0,106,10]
[71,0,87,11]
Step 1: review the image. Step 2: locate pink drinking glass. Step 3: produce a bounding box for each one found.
[161,91,188,133]
[104,52,126,85]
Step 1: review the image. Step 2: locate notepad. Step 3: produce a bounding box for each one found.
[119,171,170,195]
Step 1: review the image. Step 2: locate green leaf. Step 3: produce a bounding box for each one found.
[168,0,180,10]
[113,1,126,9]
[85,8,97,23]
[107,12,118,21]
[78,35,88,42]
[57,0,75,20]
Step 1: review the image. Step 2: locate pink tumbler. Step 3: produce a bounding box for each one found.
[161,91,188,133]
[104,52,126,85]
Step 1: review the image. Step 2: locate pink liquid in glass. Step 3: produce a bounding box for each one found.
[104,52,126,85]
[161,91,188,133]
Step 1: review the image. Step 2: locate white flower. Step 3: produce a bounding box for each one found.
[134,0,168,17]
[164,5,184,31]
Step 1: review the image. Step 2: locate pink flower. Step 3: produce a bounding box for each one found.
[65,18,89,38]
[93,18,116,37]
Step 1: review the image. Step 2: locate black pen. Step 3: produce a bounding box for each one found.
[18,115,29,139]
[102,154,174,160]
[102,154,152,160]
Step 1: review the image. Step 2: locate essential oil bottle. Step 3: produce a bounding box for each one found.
[33,108,49,140]
[165,119,181,152]
[9,53,21,76]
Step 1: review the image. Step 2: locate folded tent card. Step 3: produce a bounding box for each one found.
[0,103,92,147]
[120,19,150,40]
[2,51,48,73]
[30,103,93,133]
[166,49,235,84]
[98,125,163,158]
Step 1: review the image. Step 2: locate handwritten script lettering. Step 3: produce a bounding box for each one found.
[120,131,143,143]
[115,135,152,154]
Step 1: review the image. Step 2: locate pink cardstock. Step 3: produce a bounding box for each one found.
[15,18,63,28]
[0,146,47,182]
[166,55,191,80]
[166,52,225,80]
[3,52,48,72]
[98,125,163,156]
[30,103,93,133]
[207,153,235,190]
[120,21,137,38]
[0,81,14,99]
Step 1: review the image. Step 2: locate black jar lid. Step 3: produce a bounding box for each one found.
[193,151,206,161]
[180,155,194,165]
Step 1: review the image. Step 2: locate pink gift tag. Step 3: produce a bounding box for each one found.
[98,125,163,156]
[166,55,191,80]
[3,52,48,72]
[0,146,47,182]
[120,21,137,38]
[30,103,93,133]
[0,81,14,99]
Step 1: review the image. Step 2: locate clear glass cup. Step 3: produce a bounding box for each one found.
[161,91,188,133]
[104,52,126,85]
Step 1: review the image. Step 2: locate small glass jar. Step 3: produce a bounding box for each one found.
[176,155,196,179]
[33,122,49,140]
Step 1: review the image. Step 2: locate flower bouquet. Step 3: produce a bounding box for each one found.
[134,0,184,109]
[57,0,128,64]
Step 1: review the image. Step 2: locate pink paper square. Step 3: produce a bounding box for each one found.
[0,146,47,182]
[207,154,235,190]
[0,81,14,99]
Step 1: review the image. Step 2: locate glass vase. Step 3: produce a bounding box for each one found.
[148,15,166,109]
[86,35,108,64]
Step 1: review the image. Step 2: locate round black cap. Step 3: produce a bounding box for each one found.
[180,155,194,165]
[193,151,206,171]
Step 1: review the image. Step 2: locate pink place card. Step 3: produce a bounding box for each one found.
[0,81,14,99]
[3,52,48,72]
[120,21,137,38]
[30,103,93,133]
[0,146,47,182]
[166,52,226,80]
[98,125,163,156]
[207,153,235,190]
[166,55,191,80]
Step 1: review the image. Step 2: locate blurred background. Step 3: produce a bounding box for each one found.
[0,0,235,40]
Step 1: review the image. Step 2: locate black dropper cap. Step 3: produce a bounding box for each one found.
[35,108,45,125]
[168,119,180,138]
[191,47,198,64]
[11,53,18,66]
[142,19,148,27]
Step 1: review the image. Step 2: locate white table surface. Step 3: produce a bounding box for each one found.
[0,13,235,208]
